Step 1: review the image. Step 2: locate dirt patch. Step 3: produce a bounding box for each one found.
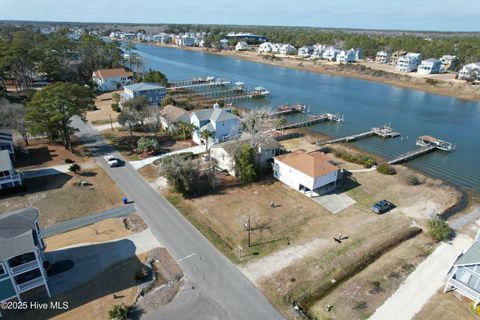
[45,217,134,251]
[123,213,148,233]
[0,167,125,228]
[414,292,480,320]
[87,91,122,124]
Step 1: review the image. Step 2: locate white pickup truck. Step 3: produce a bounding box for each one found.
[104,155,119,167]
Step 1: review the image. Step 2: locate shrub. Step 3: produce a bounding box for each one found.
[428,217,451,242]
[376,162,396,175]
[68,163,81,174]
[426,78,438,85]
[108,304,128,320]
[64,158,74,164]
[137,137,161,154]
[111,103,121,112]
[405,174,422,186]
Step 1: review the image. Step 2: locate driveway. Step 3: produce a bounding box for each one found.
[47,229,161,295]
[21,162,98,179]
[370,234,472,320]
[71,116,283,320]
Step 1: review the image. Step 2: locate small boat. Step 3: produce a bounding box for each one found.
[251,86,270,97]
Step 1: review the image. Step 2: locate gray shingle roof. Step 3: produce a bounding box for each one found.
[0,150,13,172]
[211,133,281,156]
[124,82,165,92]
[192,108,239,123]
[455,241,480,266]
[0,207,39,260]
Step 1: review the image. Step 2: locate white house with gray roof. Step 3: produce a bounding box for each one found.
[445,232,480,307]
[0,207,50,308]
[189,106,240,146]
[417,58,442,74]
[0,150,23,192]
[121,82,166,106]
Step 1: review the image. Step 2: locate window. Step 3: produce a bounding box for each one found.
[0,263,5,276]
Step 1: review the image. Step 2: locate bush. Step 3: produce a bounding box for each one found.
[64,158,74,164]
[68,163,81,174]
[428,217,451,242]
[108,304,128,320]
[426,78,438,85]
[333,148,377,168]
[111,103,121,113]
[376,162,396,175]
[405,174,422,186]
[137,137,161,154]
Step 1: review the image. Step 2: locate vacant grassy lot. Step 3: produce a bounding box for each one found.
[414,292,479,320]
[0,167,125,228]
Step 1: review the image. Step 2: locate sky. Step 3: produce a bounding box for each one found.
[1,0,479,32]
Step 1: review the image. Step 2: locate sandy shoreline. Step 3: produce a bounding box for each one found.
[136,41,480,102]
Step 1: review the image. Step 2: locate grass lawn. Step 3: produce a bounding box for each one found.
[414,292,480,320]
[0,166,125,228]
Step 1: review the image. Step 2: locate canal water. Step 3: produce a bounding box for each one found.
[133,43,480,191]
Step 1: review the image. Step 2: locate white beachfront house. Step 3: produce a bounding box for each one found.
[176,35,195,46]
[273,150,342,197]
[235,41,249,51]
[312,44,326,59]
[375,51,391,63]
[92,68,134,92]
[440,55,459,72]
[0,207,50,310]
[258,42,273,53]
[189,106,241,146]
[210,133,281,176]
[298,46,314,58]
[458,63,480,81]
[280,44,297,55]
[395,53,422,72]
[323,47,341,61]
[0,150,23,192]
[417,58,442,75]
[271,43,282,54]
[336,49,356,63]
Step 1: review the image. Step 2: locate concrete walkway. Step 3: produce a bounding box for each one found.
[370,234,472,320]
[92,121,121,131]
[129,145,206,170]
[43,204,136,237]
[449,206,480,230]
[21,162,98,179]
[47,228,161,295]
[348,165,377,173]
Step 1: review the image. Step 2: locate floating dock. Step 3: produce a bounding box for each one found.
[388,135,455,164]
[316,125,400,145]
[271,104,308,117]
[276,113,343,130]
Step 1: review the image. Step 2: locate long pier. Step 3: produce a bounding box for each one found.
[277,113,342,130]
[168,80,231,91]
[316,126,400,145]
[388,145,436,164]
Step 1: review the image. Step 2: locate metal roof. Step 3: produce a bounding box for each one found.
[455,241,480,266]
[124,82,165,92]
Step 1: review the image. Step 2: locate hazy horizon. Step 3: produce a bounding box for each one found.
[1,0,479,32]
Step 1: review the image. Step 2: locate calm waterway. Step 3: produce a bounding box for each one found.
[134,43,480,191]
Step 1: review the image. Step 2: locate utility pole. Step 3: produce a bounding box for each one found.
[109,114,114,131]
[247,217,251,247]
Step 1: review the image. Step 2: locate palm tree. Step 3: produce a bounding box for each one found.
[200,129,213,152]
[176,121,196,140]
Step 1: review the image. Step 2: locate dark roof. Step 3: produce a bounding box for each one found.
[212,133,281,156]
[0,207,39,260]
[455,241,480,266]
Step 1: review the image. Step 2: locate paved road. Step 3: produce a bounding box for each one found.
[71,116,283,320]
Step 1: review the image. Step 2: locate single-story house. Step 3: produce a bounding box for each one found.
[0,207,50,309]
[121,82,166,106]
[445,232,480,307]
[417,58,442,75]
[92,68,133,92]
[210,133,281,176]
[273,150,343,197]
[158,105,190,132]
[190,106,241,146]
[0,150,23,191]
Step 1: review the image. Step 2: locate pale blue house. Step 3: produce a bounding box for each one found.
[121,82,166,106]
[190,106,241,146]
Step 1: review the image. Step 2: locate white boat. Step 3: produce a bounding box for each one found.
[251,86,270,97]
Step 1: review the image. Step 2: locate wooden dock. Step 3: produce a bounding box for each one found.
[388,145,436,164]
[168,80,230,91]
[316,126,400,145]
[277,113,342,130]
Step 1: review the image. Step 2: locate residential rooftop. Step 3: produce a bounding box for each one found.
[0,207,39,260]
[93,68,133,79]
[274,150,339,178]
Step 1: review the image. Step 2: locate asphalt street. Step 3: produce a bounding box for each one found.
[72,116,283,320]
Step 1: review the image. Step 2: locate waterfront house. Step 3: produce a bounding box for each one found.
[396,53,422,72]
[158,105,190,132]
[312,44,326,59]
[177,35,195,47]
[458,63,480,81]
[375,51,391,63]
[271,44,282,54]
[355,48,363,60]
[445,232,480,307]
[235,41,249,51]
[298,46,314,58]
[280,44,297,55]
[336,49,356,63]
[219,39,229,49]
[440,55,459,72]
[0,130,14,160]
[323,47,341,61]
[0,207,50,307]
[190,106,241,146]
[121,82,166,106]
[258,42,273,53]
[273,150,342,197]
[417,58,442,75]
[92,68,134,92]
[390,50,407,65]
[0,150,23,192]
[226,32,267,43]
[210,133,281,176]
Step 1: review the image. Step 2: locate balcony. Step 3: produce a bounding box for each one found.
[10,260,39,275]
[0,173,22,183]
[16,276,45,293]
[449,278,480,301]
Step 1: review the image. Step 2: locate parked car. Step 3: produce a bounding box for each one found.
[104,154,119,167]
[371,199,394,214]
